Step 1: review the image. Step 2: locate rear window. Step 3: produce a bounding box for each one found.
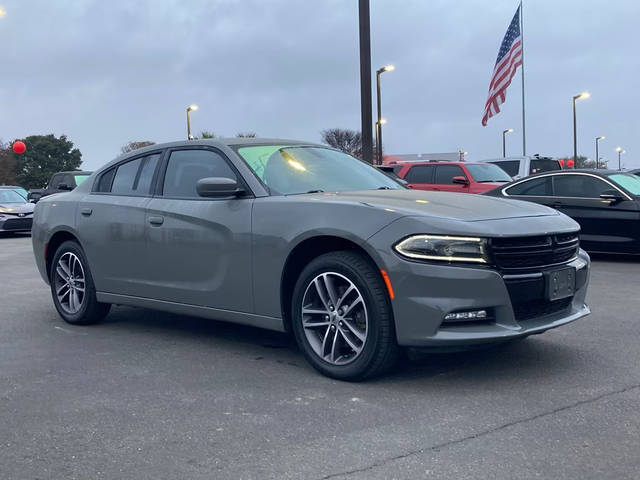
[530,159,561,174]
[491,160,519,177]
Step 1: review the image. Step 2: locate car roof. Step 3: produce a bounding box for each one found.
[0,185,23,188]
[55,171,93,175]
[390,161,494,167]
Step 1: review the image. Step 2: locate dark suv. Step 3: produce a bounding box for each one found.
[30,171,92,203]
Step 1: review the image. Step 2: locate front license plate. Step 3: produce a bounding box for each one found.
[546,267,576,301]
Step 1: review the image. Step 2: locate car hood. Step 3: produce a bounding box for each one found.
[0,203,35,214]
[304,189,558,222]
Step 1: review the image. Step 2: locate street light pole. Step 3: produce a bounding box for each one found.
[572,92,590,163]
[595,136,605,169]
[502,128,514,157]
[375,64,394,165]
[616,147,625,171]
[358,0,373,164]
[186,104,199,140]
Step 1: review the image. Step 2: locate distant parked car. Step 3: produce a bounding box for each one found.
[33,171,92,203]
[482,155,563,179]
[0,185,28,200]
[0,189,35,233]
[390,161,512,194]
[484,169,640,254]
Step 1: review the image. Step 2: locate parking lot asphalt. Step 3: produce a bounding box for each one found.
[1,233,639,479]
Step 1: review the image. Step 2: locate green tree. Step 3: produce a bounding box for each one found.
[200,131,216,139]
[14,134,82,189]
[561,155,596,169]
[0,141,18,185]
[121,141,155,154]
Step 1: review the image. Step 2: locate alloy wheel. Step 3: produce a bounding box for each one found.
[301,272,368,365]
[54,252,86,315]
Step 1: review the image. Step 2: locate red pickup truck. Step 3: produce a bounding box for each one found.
[389,161,512,194]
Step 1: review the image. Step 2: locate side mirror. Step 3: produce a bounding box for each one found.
[197,177,245,198]
[57,183,73,191]
[599,190,624,202]
[452,176,469,185]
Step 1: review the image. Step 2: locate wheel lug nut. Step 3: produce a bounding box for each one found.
[324,315,329,321]
[329,305,334,311]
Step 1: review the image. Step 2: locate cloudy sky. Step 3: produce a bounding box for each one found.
[1,0,638,170]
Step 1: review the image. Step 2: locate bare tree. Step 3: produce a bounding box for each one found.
[321,128,363,158]
[0,141,18,185]
[320,128,379,161]
[121,141,155,154]
[236,132,257,138]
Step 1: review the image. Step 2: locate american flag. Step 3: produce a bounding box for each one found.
[482,6,523,126]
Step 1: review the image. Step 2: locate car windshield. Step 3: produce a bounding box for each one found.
[609,173,640,196]
[466,164,512,182]
[235,145,404,194]
[0,190,27,204]
[74,174,90,185]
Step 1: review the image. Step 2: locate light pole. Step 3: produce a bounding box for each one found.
[595,136,605,169]
[358,0,373,164]
[572,92,590,163]
[186,104,199,140]
[375,64,394,165]
[458,150,467,162]
[615,147,625,171]
[374,118,387,164]
[502,128,514,157]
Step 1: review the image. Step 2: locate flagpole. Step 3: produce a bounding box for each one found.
[520,0,526,155]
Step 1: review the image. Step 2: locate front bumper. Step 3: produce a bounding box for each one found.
[384,250,590,347]
[0,216,33,232]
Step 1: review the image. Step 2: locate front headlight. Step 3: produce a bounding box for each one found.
[394,235,488,263]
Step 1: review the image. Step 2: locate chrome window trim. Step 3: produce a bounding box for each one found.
[502,172,633,201]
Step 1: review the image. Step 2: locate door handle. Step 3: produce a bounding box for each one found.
[148,215,164,226]
[80,207,93,216]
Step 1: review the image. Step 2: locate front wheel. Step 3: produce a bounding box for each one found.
[50,240,111,325]
[291,251,398,381]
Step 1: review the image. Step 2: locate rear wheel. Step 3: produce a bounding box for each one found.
[291,251,398,381]
[50,240,111,325]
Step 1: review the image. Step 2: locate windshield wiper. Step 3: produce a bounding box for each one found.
[377,186,392,190]
[306,189,325,193]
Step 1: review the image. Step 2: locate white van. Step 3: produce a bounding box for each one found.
[481,155,563,179]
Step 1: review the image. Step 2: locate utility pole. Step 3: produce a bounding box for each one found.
[358,0,373,163]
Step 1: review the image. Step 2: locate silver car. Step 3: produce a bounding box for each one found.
[32,139,591,380]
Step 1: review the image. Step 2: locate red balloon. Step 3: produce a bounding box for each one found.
[567,159,575,168]
[558,159,565,167]
[12,141,26,154]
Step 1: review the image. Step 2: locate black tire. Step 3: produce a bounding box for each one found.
[291,250,398,381]
[50,240,111,325]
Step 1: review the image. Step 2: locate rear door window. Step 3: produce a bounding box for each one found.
[404,165,435,183]
[506,176,553,196]
[111,158,143,195]
[434,165,465,184]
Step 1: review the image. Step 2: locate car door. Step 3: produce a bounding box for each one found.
[77,152,161,296]
[551,173,640,252]
[402,164,436,190]
[433,165,468,193]
[143,146,254,312]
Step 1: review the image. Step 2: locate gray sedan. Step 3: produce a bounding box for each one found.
[31,139,590,380]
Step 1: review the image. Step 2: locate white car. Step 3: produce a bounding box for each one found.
[481,155,562,179]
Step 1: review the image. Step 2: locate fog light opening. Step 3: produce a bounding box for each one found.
[444,309,489,323]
